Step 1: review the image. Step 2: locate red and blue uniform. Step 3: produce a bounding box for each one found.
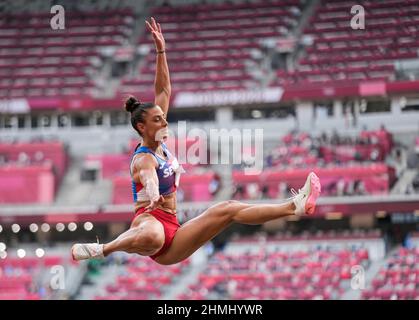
[130,142,183,260]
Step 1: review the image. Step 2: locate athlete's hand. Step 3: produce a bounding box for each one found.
[145,17,165,52]
[144,195,165,212]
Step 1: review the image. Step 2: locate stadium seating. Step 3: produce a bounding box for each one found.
[0,9,134,98]
[84,154,130,179]
[0,252,75,300]
[272,0,419,86]
[233,163,394,199]
[0,164,55,204]
[119,0,302,96]
[94,254,190,300]
[362,246,419,300]
[178,231,374,300]
[0,0,417,302]
[233,129,395,200]
[0,141,68,204]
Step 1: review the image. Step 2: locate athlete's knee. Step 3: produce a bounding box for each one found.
[220,200,240,210]
[209,200,240,218]
[132,229,164,252]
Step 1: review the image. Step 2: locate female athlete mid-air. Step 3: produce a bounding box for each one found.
[71,18,321,265]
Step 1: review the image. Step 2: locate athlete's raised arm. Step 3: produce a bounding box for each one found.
[146,17,171,116]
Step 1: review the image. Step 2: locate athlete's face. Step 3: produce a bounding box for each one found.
[138,105,168,142]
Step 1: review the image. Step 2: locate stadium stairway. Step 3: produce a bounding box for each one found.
[293,0,320,39]
[161,247,209,299]
[391,169,418,195]
[64,262,89,299]
[341,245,400,300]
[76,262,122,300]
[54,157,86,205]
[282,0,321,73]
[213,167,233,201]
[96,4,151,99]
[95,63,121,99]
[87,179,114,206]
[55,157,113,206]
[359,246,405,300]
[340,258,386,300]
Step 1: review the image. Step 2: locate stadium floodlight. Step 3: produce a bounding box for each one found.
[251,110,263,119]
[68,222,77,232]
[56,223,65,232]
[0,251,7,259]
[35,248,45,258]
[84,222,94,231]
[17,249,26,258]
[41,223,51,233]
[0,242,6,251]
[29,223,39,233]
[11,224,20,233]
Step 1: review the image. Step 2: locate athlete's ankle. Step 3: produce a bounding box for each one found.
[102,244,110,257]
[287,201,297,214]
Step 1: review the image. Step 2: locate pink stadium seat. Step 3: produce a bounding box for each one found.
[0,9,134,98]
[95,256,190,300]
[0,141,69,203]
[272,0,419,86]
[117,0,303,95]
[364,247,418,299]
[180,242,371,300]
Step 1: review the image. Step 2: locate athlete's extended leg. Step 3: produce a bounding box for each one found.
[72,213,165,260]
[154,200,294,265]
[155,172,320,265]
[103,214,165,256]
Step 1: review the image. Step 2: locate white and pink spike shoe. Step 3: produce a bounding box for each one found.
[291,172,321,216]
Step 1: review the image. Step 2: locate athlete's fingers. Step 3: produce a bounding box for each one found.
[144,201,154,212]
[145,20,153,32]
[151,17,158,30]
[151,31,158,41]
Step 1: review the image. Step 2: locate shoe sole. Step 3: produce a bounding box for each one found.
[305,172,321,215]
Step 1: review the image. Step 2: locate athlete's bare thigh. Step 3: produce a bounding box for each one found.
[130,212,159,228]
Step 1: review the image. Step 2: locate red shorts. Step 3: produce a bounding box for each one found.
[133,207,180,260]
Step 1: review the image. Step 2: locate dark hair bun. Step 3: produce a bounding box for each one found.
[125,96,140,113]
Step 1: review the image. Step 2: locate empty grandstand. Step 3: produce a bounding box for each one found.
[0,0,418,300]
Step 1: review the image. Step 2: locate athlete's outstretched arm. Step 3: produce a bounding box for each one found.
[146,17,171,116]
